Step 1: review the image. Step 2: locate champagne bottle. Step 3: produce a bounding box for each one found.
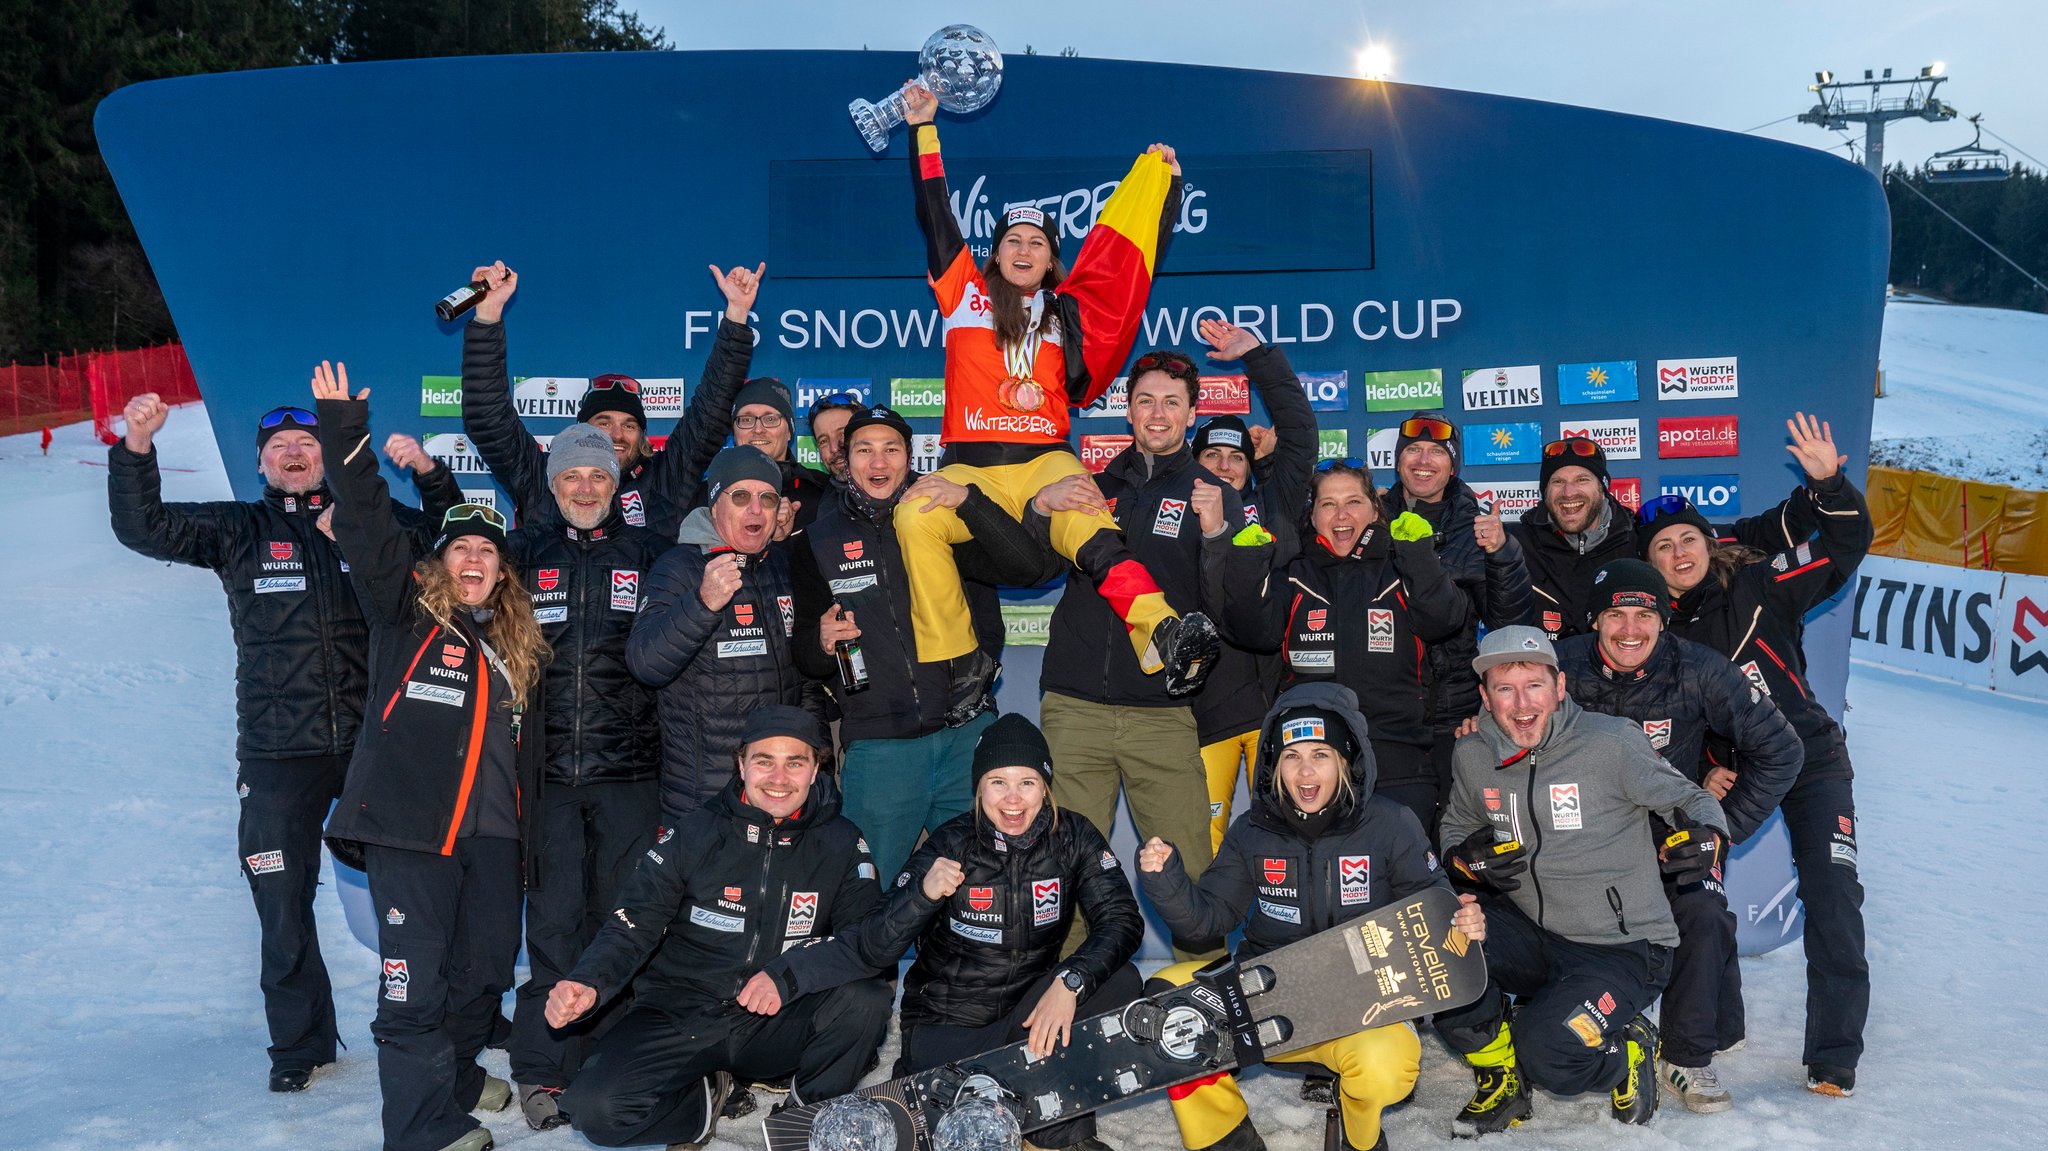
[435,280,487,321]
[835,638,871,695]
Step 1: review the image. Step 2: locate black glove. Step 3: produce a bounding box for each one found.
[1659,817,1727,887]
[1448,828,1528,892]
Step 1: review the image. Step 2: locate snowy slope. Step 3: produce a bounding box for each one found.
[1872,298,2048,486]
[4,397,2045,1150]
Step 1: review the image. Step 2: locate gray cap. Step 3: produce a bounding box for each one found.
[1472,625,1559,676]
[546,423,621,486]
[706,444,782,502]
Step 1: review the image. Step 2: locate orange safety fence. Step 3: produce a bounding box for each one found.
[1867,463,2048,577]
[0,344,200,440]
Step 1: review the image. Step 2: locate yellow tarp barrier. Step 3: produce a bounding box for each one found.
[1871,465,2048,576]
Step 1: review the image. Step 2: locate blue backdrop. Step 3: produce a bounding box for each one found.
[97,50,1887,956]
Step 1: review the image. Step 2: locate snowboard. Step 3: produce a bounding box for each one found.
[763,886,1485,1151]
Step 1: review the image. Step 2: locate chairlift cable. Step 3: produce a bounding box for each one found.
[1887,171,2048,297]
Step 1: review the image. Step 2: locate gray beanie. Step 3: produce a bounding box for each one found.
[547,423,621,485]
[705,444,782,502]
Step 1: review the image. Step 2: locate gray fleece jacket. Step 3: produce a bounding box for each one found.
[1442,694,1725,948]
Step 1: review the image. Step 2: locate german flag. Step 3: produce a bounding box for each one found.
[1058,150,1177,408]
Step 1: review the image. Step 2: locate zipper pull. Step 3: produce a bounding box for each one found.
[1606,886,1626,935]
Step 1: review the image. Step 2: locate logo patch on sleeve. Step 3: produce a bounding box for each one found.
[778,594,795,636]
[246,850,284,875]
[1641,718,1672,749]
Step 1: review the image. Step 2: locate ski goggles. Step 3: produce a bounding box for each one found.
[1634,493,1697,527]
[259,406,318,429]
[808,390,865,426]
[1398,416,1456,441]
[589,375,641,394]
[440,503,508,533]
[1542,437,1602,458]
[1131,351,1199,381]
[1315,456,1368,472]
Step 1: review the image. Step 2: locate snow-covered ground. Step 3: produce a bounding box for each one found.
[1873,297,2048,486]
[7,298,2047,1149]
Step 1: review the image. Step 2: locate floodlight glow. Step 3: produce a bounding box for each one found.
[1356,43,1394,81]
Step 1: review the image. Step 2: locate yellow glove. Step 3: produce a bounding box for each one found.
[1232,522,1275,547]
[1388,511,1434,543]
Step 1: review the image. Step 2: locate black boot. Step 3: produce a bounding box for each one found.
[1155,612,1221,696]
[944,649,999,725]
[1452,1063,1531,1137]
[1610,1013,1660,1125]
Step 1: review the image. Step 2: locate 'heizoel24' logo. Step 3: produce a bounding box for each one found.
[1660,474,1741,514]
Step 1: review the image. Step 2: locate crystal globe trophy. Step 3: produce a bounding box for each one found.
[932,1094,1021,1151]
[808,1093,897,1151]
[849,24,1004,152]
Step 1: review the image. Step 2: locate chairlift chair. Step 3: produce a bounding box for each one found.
[1922,115,2010,183]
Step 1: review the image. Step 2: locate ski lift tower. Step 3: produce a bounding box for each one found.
[1799,64,1955,178]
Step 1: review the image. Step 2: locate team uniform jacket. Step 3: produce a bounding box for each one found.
[773,808,1143,1029]
[1511,495,1638,641]
[1142,683,1448,958]
[911,121,1181,463]
[1555,633,1803,843]
[107,439,456,761]
[1668,476,1873,785]
[566,774,880,1010]
[1442,696,1727,949]
[1255,527,1467,757]
[1037,446,1265,708]
[627,507,801,816]
[461,315,750,539]
[790,479,1059,742]
[1194,342,1319,744]
[779,457,833,533]
[1381,476,1534,728]
[312,398,544,879]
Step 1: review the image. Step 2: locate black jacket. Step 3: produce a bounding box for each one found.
[1382,476,1533,729]
[628,507,801,816]
[1668,476,1872,784]
[780,457,833,533]
[1256,525,1466,757]
[791,478,1058,742]
[1556,633,1803,843]
[461,315,749,539]
[1142,682,1449,958]
[775,807,1143,1029]
[1195,342,1319,743]
[313,398,545,880]
[107,440,456,761]
[1039,445,1267,708]
[1511,494,1637,641]
[568,774,880,1010]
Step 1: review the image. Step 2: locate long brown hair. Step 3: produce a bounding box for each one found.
[980,250,1068,350]
[414,560,551,710]
[1702,538,1770,591]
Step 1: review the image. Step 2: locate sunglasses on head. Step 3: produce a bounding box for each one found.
[1634,494,1696,526]
[724,487,783,510]
[1399,416,1455,441]
[440,502,507,532]
[1543,437,1601,458]
[1315,456,1368,472]
[589,375,641,394]
[1132,351,1197,378]
[260,406,317,429]
[809,390,863,414]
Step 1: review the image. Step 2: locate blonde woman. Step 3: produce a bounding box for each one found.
[312,361,550,1151]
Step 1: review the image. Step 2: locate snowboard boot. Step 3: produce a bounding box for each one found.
[473,1073,513,1113]
[1806,1063,1856,1097]
[268,1062,326,1093]
[1658,1058,1733,1113]
[1155,611,1221,696]
[720,1079,758,1120]
[944,650,1000,726]
[1200,1117,1266,1151]
[668,1070,734,1150]
[433,1131,493,1151]
[1301,1070,1337,1104]
[1452,1024,1531,1137]
[520,1083,568,1130]
[1610,1014,1660,1125]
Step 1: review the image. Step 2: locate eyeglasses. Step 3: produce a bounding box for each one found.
[1634,493,1696,526]
[589,375,641,394]
[1399,416,1456,441]
[1132,351,1198,379]
[1542,438,1601,458]
[1315,456,1367,472]
[723,488,783,510]
[734,413,787,431]
[260,406,317,429]
[440,502,507,532]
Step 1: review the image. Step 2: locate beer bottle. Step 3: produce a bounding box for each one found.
[435,280,487,321]
[835,638,871,695]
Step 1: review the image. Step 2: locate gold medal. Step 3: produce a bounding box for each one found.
[1000,376,1045,413]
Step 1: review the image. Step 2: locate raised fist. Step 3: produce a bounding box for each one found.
[122,393,169,454]
[922,856,965,901]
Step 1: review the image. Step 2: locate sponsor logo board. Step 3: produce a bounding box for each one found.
[1459,364,1543,411]
[1557,418,1640,462]
[1656,357,1738,401]
[1557,360,1638,405]
[1362,369,1444,413]
[1657,414,1740,458]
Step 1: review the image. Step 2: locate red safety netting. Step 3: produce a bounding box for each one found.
[0,344,201,441]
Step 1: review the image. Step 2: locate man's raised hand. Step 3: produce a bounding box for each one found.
[469,261,517,324]
[122,393,169,454]
[1199,317,1259,362]
[384,434,438,475]
[711,263,766,323]
[310,361,366,402]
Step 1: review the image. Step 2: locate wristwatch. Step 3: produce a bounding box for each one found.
[1057,968,1086,994]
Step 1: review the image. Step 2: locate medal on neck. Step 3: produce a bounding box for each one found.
[998,293,1049,413]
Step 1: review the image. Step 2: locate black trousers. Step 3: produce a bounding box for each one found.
[563,979,894,1148]
[899,965,1146,1148]
[236,755,347,1071]
[1434,896,1672,1097]
[1781,768,1868,1069]
[509,778,661,1089]
[365,838,523,1151]
[1371,739,1437,836]
[1658,876,1743,1066]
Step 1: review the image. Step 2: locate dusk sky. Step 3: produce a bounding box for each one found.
[636,0,2046,174]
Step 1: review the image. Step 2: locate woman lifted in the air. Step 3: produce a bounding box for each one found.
[891,82,1220,719]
